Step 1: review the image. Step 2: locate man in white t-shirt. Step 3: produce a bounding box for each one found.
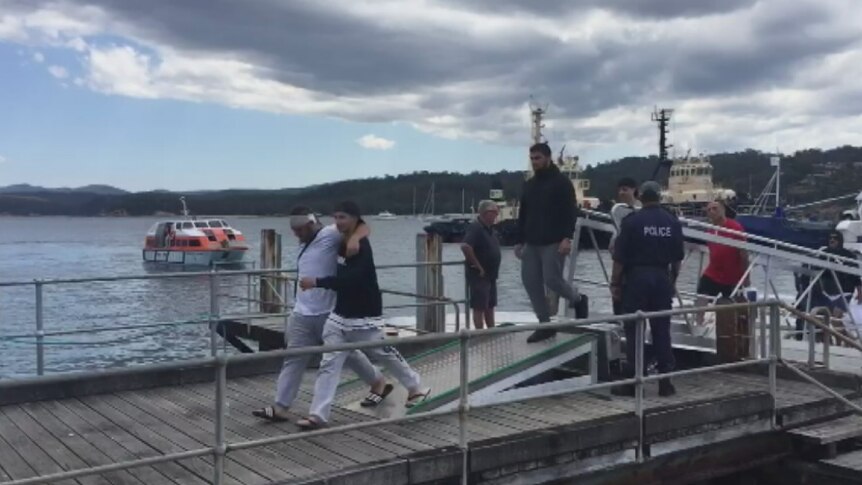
[254,206,385,422]
[608,178,640,315]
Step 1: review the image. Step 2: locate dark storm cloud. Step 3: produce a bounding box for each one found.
[446,0,760,19]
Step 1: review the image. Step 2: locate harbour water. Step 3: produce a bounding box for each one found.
[0,215,795,379]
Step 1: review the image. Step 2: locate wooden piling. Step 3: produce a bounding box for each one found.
[416,233,445,333]
[259,229,284,314]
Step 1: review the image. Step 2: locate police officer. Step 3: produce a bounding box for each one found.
[610,181,684,397]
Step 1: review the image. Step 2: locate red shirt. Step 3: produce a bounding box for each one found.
[703,218,746,285]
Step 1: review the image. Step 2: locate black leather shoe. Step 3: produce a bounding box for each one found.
[571,294,589,319]
[658,379,676,397]
[526,329,557,343]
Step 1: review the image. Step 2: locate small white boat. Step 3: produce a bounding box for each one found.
[374,211,398,220]
[836,191,862,255]
[142,197,248,266]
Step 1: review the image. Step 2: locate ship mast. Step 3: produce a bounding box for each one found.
[529,99,548,145]
[651,107,674,185]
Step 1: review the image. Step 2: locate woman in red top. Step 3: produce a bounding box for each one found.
[696,201,750,323]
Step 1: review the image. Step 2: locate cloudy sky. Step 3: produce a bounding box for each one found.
[1,0,861,191]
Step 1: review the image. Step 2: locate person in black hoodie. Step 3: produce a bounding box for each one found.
[296,201,430,429]
[516,143,587,343]
[818,231,862,318]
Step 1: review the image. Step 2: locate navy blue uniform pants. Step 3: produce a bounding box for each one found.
[621,267,675,375]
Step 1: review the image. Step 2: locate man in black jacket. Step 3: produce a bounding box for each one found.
[516,143,587,343]
[296,201,430,429]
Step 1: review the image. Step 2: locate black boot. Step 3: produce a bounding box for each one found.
[570,294,589,319]
[526,328,557,343]
[658,378,676,397]
[611,383,635,397]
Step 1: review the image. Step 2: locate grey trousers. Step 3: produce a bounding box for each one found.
[275,313,379,408]
[309,321,421,423]
[521,243,580,323]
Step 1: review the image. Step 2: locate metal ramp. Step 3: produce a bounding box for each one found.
[334,329,597,419]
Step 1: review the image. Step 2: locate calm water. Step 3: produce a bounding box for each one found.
[0,216,794,379]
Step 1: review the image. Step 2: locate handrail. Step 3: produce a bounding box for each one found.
[0,260,465,288]
[780,302,862,353]
[0,301,782,485]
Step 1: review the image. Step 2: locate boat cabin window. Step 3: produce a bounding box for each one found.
[194,222,208,228]
[182,222,193,229]
[189,239,202,247]
[208,220,224,228]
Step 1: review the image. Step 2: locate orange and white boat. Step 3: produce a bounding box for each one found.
[142,197,248,266]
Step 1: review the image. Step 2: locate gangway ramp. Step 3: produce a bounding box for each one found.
[335,329,597,418]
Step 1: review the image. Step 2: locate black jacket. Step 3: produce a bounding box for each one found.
[517,163,579,245]
[316,238,382,318]
[819,246,862,296]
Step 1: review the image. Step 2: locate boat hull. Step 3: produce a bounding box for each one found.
[142,249,246,266]
[735,215,832,250]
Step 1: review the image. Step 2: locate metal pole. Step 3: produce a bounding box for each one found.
[822,314,831,370]
[768,303,779,428]
[807,319,816,367]
[213,355,227,485]
[635,311,645,462]
[463,269,471,330]
[35,281,45,376]
[458,328,470,485]
[246,273,252,326]
[209,269,219,357]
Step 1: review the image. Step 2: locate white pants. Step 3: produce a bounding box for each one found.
[309,317,421,423]
[274,313,379,408]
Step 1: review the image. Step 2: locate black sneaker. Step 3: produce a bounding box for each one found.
[610,384,635,397]
[570,294,589,319]
[658,379,676,397]
[526,329,557,343]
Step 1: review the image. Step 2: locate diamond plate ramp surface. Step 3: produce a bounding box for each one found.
[334,329,596,419]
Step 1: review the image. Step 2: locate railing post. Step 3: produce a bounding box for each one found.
[213,355,228,485]
[635,311,645,462]
[807,318,816,368]
[35,280,45,376]
[209,269,220,357]
[822,314,831,370]
[769,303,780,428]
[458,328,470,485]
[463,269,471,330]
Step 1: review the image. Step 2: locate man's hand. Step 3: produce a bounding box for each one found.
[514,244,524,260]
[345,238,360,257]
[558,238,572,255]
[299,277,316,290]
[474,265,486,279]
[611,284,622,302]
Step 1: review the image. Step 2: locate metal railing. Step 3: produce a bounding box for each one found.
[0,260,467,377]
[5,299,853,485]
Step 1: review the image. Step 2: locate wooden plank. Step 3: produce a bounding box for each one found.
[111,390,279,484]
[59,399,208,485]
[0,428,37,481]
[0,406,94,485]
[78,395,238,485]
[181,381,378,470]
[17,401,145,485]
[38,400,183,485]
[823,449,862,472]
[789,415,862,444]
[151,386,321,477]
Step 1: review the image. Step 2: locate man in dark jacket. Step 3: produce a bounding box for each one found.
[516,142,587,343]
[818,231,862,317]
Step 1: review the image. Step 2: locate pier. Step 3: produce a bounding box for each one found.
[2,217,862,484]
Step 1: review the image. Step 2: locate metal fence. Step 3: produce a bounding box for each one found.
[0,260,467,377]
[3,299,861,485]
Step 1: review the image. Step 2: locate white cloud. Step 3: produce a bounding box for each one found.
[356,134,396,150]
[2,0,862,164]
[33,51,45,63]
[47,64,68,78]
[0,155,6,164]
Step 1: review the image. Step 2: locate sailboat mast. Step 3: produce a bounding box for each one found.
[461,188,465,214]
[412,186,417,217]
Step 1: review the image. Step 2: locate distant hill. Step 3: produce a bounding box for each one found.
[1,145,860,216]
[0,184,129,195]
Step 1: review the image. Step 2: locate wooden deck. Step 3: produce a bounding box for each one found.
[0,369,854,485]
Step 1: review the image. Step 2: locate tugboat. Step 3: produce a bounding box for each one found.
[661,151,736,214]
[493,102,606,249]
[142,197,249,266]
